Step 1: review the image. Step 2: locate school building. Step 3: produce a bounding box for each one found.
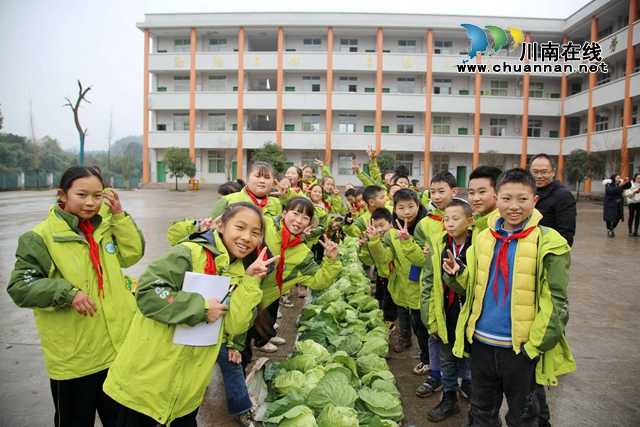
[137,0,640,191]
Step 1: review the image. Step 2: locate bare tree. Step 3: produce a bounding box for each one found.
[118,142,139,190]
[105,110,114,186]
[430,140,454,174]
[28,93,43,188]
[480,150,506,169]
[64,80,92,165]
[215,137,238,181]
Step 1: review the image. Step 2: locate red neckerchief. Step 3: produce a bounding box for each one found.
[428,214,446,231]
[77,219,104,298]
[445,235,467,311]
[276,223,302,296]
[204,249,217,275]
[245,188,268,211]
[323,195,332,211]
[489,226,536,307]
[353,202,360,211]
[293,187,301,194]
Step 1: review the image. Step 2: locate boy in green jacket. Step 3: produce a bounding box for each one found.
[445,169,575,427]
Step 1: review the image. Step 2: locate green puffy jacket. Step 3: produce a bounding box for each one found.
[103,230,262,424]
[8,205,145,380]
[366,230,424,310]
[209,188,283,220]
[450,210,576,387]
[260,218,342,307]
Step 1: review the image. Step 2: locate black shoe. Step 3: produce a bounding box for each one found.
[630,232,634,237]
[393,337,413,353]
[416,374,442,398]
[607,230,614,238]
[459,381,471,399]
[460,411,473,427]
[427,390,460,422]
[634,232,639,237]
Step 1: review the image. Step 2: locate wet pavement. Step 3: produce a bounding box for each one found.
[0,189,639,427]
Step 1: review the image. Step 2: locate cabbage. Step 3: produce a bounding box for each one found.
[317,404,359,427]
[328,334,363,356]
[305,370,358,414]
[371,378,401,398]
[356,354,390,376]
[279,355,317,373]
[264,405,317,427]
[358,387,404,420]
[356,337,389,358]
[263,390,307,427]
[361,369,396,385]
[297,339,331,363]
[274,370,305,396]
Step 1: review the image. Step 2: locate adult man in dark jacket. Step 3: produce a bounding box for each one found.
[529,153,577,246]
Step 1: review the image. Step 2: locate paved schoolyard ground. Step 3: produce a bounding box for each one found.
[0,189,638,427]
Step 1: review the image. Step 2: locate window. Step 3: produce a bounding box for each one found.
[339,76,358,92]
[396,77,415,94]
[528,119,542,137]
[340,39,358,52]
[529,82,544,98]
[173,114,190,131]
[208,114,225,131]
[490,81,508,96]
[303,76,321,92]
[397,115,414,134]
[174,39,190,52]
[208,150,224,173]
[302,114,320,132]
[339,114,357,132]
[636,57,640,73]
[596,72,611,86]
[490,118,507,136]
[598,25,613,40]
[209,38,227,52]
[398,40,416,53]
[339,152,357,175]
[434,41,453,54]
[595,114,609,132]
[621,105,638,126]
[174,76,190,92]
[301,151,321,173]
[434,78,452,94]
[303,38,322,51]
[433,116,451,134]
[396,153,414,172]
[208,76,226,91]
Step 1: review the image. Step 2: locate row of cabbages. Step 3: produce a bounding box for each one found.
[262,238,404,427]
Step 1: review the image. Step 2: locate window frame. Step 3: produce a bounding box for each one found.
[340,39,358,53]
[489,118,507,136]
[397,115,415,134]
[595,114,609,132]
[302,114,321,132]
[303,76,321,92]
[338,152,357,175]
[174,39,191,52]
[397,77,416,94]
[208,150,225,173]
[208,113,226,131]
[434,40,453,55]
[398,39,417,53]
[527,119,542,137]
[490,80,508,96]
[208,38,227,52]
[174,76,190,92]
[339,114,357,133]
[396,153,414,172]
[433,116,451,135]
[433,78,452,95]
[173,113,190,131]
[303,38,322,52]
[529,81,544,98]
[208,75,226,91]
[339,76,358,92]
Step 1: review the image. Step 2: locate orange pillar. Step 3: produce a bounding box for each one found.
[325,27,334,165]
[520,32,532,169]
[622,0,638,178]
[276,27,284,147]
[375,28,383,154]
[189,28,197,165]
[143,29,150,183]
[424,29,434,185]
[473,54,482,169]
[237,28,245,179]
[558,35,569,182]
[585,16,598,192]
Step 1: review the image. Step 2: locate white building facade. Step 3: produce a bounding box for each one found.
[137,0,640,191]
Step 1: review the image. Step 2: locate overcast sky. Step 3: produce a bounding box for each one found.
[0,0,592,151]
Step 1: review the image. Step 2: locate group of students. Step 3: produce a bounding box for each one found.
[341,147,575,427]
[8,149,575,427]
[8,162,346,427]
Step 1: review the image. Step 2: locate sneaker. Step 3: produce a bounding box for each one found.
[297,285,308,298]
[254,342,278,353]
[459,381,471,399]
[413,362,431,376]
[270,336,286,345]
[235,408,258,427]
[416,374,442,398]
[277,309,283,319]
[393,337,413,353]
[280,295,294,308]
[384,321,396,333]
[274,322,279,330]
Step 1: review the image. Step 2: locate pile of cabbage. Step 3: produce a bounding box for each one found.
[263,238,404,427]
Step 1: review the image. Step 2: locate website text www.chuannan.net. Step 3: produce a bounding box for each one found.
[456,61,609,74]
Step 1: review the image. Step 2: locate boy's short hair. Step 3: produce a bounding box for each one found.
[528,153,556,169]
[355,187,366,197]
[468,165,502,189]
[363,185,384,203]
[496,168,537,194]
[445,199,473,218]
[387,184,401,194]
[395,164,410,177]
[371,207,394,223]
[218,181,241,196]
[383,170,395,178]
[411,179,419,186]
[392,174,409,184]
[345,188,357,198]
[430,171,457,189]
[393,188,419,205]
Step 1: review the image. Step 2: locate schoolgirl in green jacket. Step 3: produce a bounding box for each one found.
[8,166,145,426]
[103,203,278,426]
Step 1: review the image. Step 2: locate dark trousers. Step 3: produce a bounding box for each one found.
[397,307,430,365]
[374,274,397,322]
[241,299,279,369]
[606,220,620,230]
[311,241,325,264]
[469,341,539,427]
[50,369,121,427]
[116,406,199,427]
[629,203,640,233]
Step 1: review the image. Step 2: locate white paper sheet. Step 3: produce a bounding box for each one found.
[172,272,231,346]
